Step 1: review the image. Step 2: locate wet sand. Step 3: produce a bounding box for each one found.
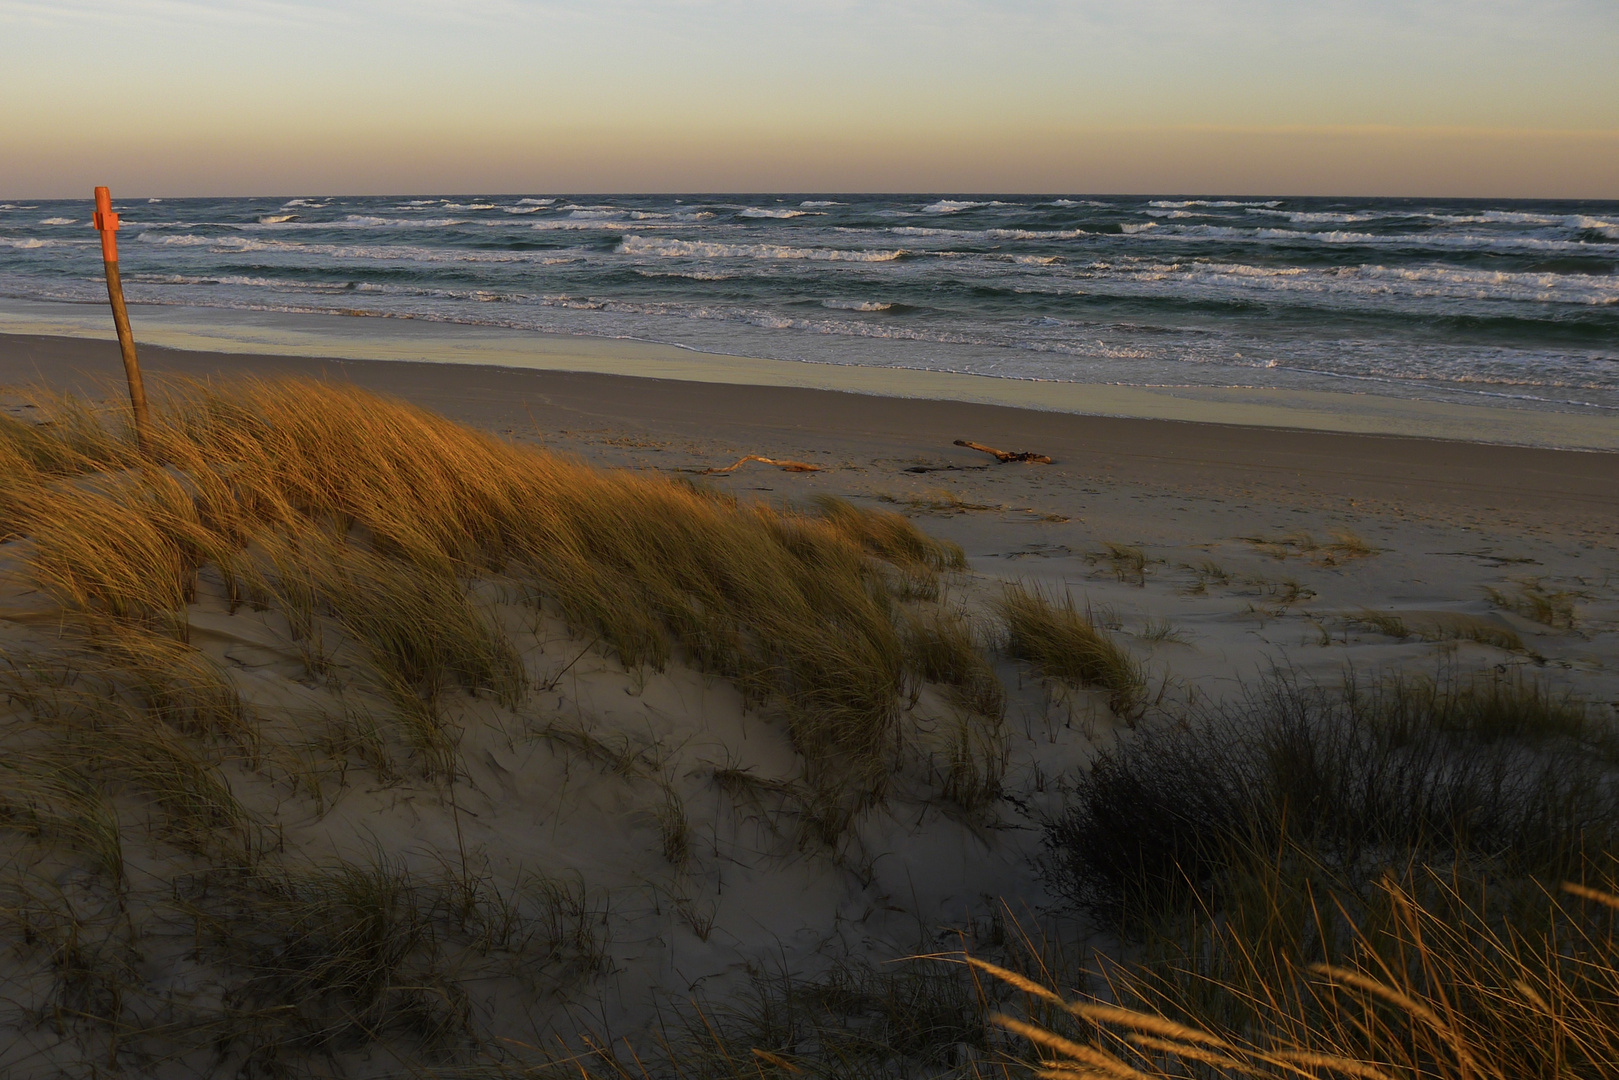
[3,330,1616,539]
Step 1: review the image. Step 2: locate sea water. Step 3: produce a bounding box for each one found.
[1,194,1615,414]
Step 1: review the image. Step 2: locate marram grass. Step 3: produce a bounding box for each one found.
[1,377,966,794]
[0,376,1002,1075]
[6,377,1604,1079]
[978,873,1619,1080]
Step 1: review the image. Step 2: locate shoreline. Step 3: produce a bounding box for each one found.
[3,328,1617,538]
[2,298,1615,452]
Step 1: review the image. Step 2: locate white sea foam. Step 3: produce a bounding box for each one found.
[39,217,77,226]
[238,215,466,230]
[136,233,219,246]
[1432,209,1562,226]
[336,215,468,228]
[883,226,1087,241]
[1569,215,1619,239]
[1148,199,1282,209]
[822,299,893,311]
[800,200,841,207]
[282,198,325,208]
[258,214,296,224]
[213,237,590,265]
[0,238,57,249]
[619,235,904,262]
[632,269,736,281]
[741,207,812,219]
[517,197,556,206]
[530,220,672,232]
[1061,257,1619,307]
[1117,222,1603,253]
[921,200,986,214]
[1249,209,1384,225]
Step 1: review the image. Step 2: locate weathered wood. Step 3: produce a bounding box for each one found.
[94,186,151,449]
[700,454,823,474]
[954,439,1052,464]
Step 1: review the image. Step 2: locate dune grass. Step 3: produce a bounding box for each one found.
[1487,578,1581,629]
[1,378,965,799]
[0,376,998,1072]
[1349,608,1526,652]
[998,582,1145,718]
[983,663,1619,1080]
[1,649,254,864]
[981,873,1619,1080]
[1243,529,1379,565]
[1044,666,1611,925]
[9,377,1614,1078]
[903,603,1005,721]
[1087,542,1148,586]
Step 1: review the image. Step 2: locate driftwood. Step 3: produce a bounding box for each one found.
[700,455,823,475]
[954,439,1052,464]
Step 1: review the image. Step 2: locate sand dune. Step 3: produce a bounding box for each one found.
[0,333,1615,1076]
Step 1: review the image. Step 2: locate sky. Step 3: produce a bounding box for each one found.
[2,0,1617,198]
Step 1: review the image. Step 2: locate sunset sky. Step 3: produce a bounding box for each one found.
[3,0,1616,198]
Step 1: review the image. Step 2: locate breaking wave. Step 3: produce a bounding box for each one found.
[619,236,905,262]
[3,191,1614,415]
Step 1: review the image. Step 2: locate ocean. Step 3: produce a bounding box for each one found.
[2,194,1615,415]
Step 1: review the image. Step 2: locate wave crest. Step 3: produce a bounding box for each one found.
[619,235,905,262]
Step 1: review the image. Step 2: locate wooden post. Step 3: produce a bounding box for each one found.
[92,185,151,449]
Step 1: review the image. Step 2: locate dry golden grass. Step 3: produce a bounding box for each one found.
[18,377,1607,1079]
[0,376,1002,1074]
[1242,530,1380,566]
[1487,579,1581,629]
[904,604,1005,721]
[1087,542,1149,586]
[998,582,1145,718]
[1014,665,1619,1079]
[1,377,967,799]
[981,873,1619,1080]
[1349,609,1526,652]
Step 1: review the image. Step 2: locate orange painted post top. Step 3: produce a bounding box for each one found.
[92,185,120,262]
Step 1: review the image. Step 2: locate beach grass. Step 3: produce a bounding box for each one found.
[0,376,991,1068]
[998,581,1146,717]
[3,376,1615,1078]
[982,871,1619,1080]
[1043,666,1611,925]
[1,378,965,793]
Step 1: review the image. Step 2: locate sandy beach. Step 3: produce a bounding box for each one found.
[1,327,1616,1075]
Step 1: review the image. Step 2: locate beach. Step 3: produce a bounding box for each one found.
[5,328,1618,533]
[1,326,1617,1074]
